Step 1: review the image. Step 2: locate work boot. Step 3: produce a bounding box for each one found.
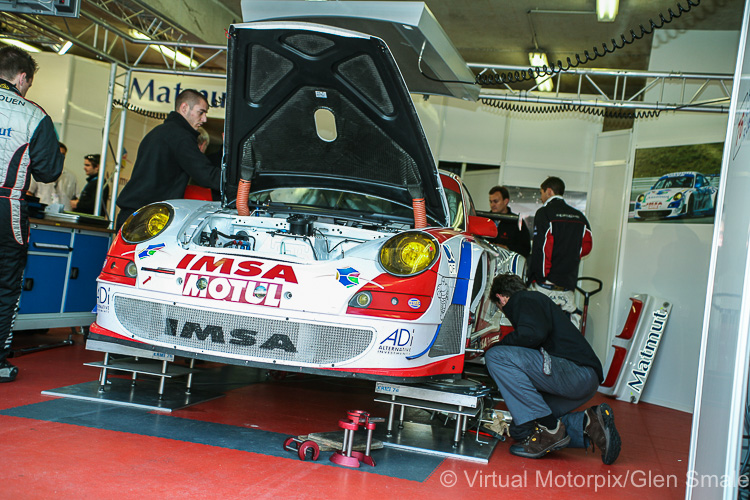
[0,360,18,382]
[585,403,621,465]
[509,420,570,459]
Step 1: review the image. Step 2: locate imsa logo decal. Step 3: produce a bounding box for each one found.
[165,318,296,352]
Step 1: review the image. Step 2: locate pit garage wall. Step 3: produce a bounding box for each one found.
[417,29,739,413]
[611,29,736,413]
[26,53,112,193]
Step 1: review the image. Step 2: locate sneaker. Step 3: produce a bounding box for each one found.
[585,403,621,465]
[0,360,18,382]
[509,420,571,459]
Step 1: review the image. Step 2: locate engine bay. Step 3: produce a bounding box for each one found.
[186,208,410,262]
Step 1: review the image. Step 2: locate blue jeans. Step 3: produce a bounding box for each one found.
[485,345,599,448]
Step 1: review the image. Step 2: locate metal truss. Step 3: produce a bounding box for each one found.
[470,63,733,114]
[0,0,227,77]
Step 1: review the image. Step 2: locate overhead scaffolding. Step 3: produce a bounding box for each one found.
[471,63,732,114]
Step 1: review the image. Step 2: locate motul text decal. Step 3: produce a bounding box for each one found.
[182,273,282,307]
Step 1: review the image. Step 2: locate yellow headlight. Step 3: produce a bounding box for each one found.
[673,192,683,201]
[379,232,438,276]
[121,203,174,244]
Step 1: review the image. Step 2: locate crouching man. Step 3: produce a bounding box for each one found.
[485,273,621,464]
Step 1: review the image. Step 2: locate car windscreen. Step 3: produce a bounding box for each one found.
[653,176,694,189]
[248,188,414,219]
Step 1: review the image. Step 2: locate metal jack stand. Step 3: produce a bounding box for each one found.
[373,379,500,463]
[330,410,384,468]
[41,339,223,411]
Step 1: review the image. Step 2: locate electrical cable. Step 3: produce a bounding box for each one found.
[112,98,167,120]
[479,97,661,119]
[476,0,702,87]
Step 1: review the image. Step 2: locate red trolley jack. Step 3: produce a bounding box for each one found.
[330,410,384,468]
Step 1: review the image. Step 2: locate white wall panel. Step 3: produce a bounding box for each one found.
[586,131,631,362]
[504,112,601,192]
[463,169,502,211]
[27,53,71,126]
[437,99,506,164]
[413,95,446,164]
[608,27,736,412]
[501,164,590,192]
[613,222,714,412]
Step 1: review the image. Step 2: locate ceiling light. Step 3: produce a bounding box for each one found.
[0,38,40,53]
[528,51,553,92]
[57,41,73,55]
[597,0,619,22]
[130,30,197,69]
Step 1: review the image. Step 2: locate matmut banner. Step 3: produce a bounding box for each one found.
[128,73,226,119]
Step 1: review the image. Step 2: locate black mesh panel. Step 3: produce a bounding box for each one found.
[429,304,464,358]
[337,54,394,116]
[242,87,416,185]
[284,33,335,56]
[248,44,293,103]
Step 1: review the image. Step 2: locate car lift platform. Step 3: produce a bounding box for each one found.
[42,339,223,412]
[373,379,500,464]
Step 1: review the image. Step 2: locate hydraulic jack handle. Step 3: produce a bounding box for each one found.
[575,277,603,337]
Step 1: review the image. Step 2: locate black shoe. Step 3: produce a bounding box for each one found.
[585,403,621,465]
[0,360,18,382]
[509,421,570,459]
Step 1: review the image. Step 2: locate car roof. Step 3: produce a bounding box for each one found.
[661,171,697,178]
[222,21,450,226]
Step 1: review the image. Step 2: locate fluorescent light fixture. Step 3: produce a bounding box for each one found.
[0,38,41,53]
[130,30,197,69]
[597,0,619,22]
[528,51,553,92]
[57,41,73,55]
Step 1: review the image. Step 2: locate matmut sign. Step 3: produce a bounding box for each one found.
[129,75,226,118]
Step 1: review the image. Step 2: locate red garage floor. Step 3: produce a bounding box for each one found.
[1,329,691,499]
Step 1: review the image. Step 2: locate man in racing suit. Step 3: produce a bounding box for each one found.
[0,47,64,382]
[528,176,592,319]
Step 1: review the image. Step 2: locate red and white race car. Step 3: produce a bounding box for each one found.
[89,21,522,382]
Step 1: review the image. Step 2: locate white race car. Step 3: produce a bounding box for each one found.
[634,171,717,220]
[89,21,522,382]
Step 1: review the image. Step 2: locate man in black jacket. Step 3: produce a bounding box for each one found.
[71,154,108,215]
[485,273,620,464]
[115,89,221,230]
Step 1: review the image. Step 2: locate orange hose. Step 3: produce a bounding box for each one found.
[237,179,251,216]
[412,198,427,228]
